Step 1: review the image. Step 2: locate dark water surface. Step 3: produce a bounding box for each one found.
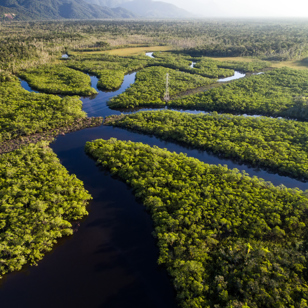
[0,130,177,308]
[1,69,307,308]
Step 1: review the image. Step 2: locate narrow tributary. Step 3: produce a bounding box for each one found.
[1,60,306,308]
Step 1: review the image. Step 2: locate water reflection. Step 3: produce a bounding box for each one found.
[145,52,154,58]
[82,73,136,117]
[20,79,39,93]
[218,71,246,82]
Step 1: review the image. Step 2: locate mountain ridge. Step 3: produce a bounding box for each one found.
[83,0,128,7]
[0,0,137,20]
[85,0,195,18]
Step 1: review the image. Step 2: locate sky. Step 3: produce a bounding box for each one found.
[155,0,308,18]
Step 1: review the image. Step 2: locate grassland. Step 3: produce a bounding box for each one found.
[73,46,173,56]
[270,59,308,70]
[209,56,308,70]
[69,50,307,71]
[107,46,173,56]
[208,56,256,63]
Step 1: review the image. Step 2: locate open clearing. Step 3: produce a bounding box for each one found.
[208,56,308,70]
[106,45,172,56]
[208,56,255,63]
[270,59,308,70]
[73,46,173,56]
[69,50,308,70]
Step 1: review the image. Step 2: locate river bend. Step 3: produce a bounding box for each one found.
[1,60,306,308]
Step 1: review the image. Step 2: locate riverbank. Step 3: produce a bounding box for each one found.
[0,117,103,155]
[2,51,308,308]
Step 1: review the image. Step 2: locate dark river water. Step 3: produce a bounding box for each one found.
[1,62,307,308]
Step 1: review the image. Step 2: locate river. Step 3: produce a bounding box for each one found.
[1,58,306,308]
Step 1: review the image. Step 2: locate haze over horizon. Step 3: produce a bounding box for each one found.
[153,0,308,18]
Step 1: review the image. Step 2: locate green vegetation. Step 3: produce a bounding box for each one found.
[86,138,308,308]
[19,64,97,96]
[0,22,86,72]
[200,58,270,73]
[66,53,149,90]
[0,117,104,155]
[1,20,308,73]
[108,66,213,108]
[61,50,269,109]
[176,21,308,61]
[96,70,125,90]
[190,58,234,78]
[66,51,268,91]
[2,19,308,305]
[0,142,91,278]
[153,52,269,76]
[0,72,86,142]
[152,52,234,78]
[106,45,172,56]
[169,68,308,121]
[109,110,308,180]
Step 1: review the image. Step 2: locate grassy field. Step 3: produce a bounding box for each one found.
[106,46,172,56]
[73,46,173,56]
[208,56,255,63]
[209,56,308,70]
[68,50,308,70]
[270,59,308,70]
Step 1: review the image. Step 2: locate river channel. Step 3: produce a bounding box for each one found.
[1,58,307,308]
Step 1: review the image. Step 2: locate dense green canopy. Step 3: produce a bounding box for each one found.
[19,64,97,96]
[109,110,308,180]
[153,52,268,76]
[0,142,91,278]
[66,53,149,90]
[86,138,308,308]
[0,20,306,72]
[66,52,269,94]
[0,72,87,142]
[169,68,308,121]
[108,66,213,108]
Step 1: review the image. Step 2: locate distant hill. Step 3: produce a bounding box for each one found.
[118,0,194,18]
[0,0,136,20]
[0,6,24,20]
[83,0,128,7]
[85,0,195,18]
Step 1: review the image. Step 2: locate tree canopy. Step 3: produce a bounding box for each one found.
[19,64,97,96]
[0,72,87,142]
[108,66,213,109]
[109,110,308,180]
[86,138,308,308]
[0,142,91,278]
[169,68,308,121]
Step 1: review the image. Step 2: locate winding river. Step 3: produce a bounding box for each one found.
[1,56,307,308]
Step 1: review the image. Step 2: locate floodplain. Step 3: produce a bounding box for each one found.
[1,19,308,308]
